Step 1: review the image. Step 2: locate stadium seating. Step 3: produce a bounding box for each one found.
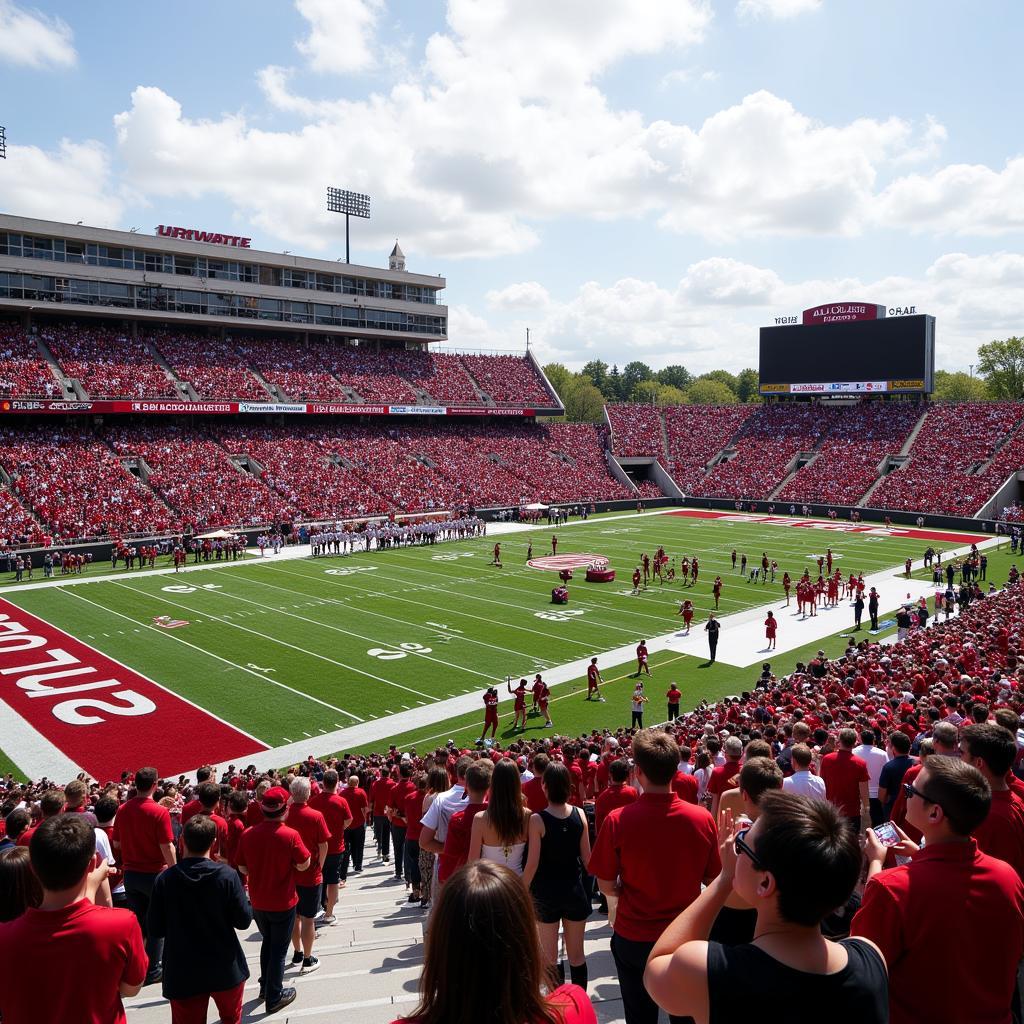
[0,326,62,398]
[607,404,666,458]
[664,405,757,492]
[233,336,347,401]
[151,332,268,401]
[0,425,175,540]
[777,403,924,506]
[870,402,1024,515]
[106,424,292,532]
[41,324,177,400]
[460,354,553,406]
[323,346,419,404]
[0,486,45,546]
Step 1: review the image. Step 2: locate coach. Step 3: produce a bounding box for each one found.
[705,614,720,664]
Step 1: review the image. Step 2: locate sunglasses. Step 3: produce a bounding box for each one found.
[735,827,768,871]
[902,781,939,810]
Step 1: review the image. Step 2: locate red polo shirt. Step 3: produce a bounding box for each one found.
[180,798,202,826]
[707,761,741,798]
[439,803,486,883]
[286,803,331,887]
[819,748,869,817]
[973,788,1024,879]
[588,792,720,942]
[237,819,310,912]
[404,789,425,841]
[112,795,174,873]
[309,791,353,855]
[523,776,548,813]
[371,777,396,816]
[852,839,1024,1024]
[672,771,699,805]
[0,899,147,1024]
[594,783,638,835]
[245,800,264,828]
[343,785,370,825]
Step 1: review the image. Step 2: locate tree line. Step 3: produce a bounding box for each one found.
[541,337,1024,422]
[542,360,759,422]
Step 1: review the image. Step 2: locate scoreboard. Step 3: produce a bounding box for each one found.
[759,312,935,396]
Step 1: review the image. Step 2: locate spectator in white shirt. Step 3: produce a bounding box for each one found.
[418,755,472,898]
[782,745,826,799]
[852,729,890,827]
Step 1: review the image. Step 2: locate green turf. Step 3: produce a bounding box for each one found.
[0,511,991,765]
[0,748,27,781]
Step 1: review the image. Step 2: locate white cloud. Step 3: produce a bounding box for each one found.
[486,281,552,312]
[874,156,1024,235]
[737,0,822,20]
[471,252,1024,376]
[295,0,384,74]
[659,67,719,88]
[0,139,123,225]
[0,0,75,68]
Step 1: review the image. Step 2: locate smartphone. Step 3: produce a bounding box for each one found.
[872,822,901,847]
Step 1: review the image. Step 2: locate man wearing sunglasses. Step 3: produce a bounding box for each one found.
[853,756,1024,1024]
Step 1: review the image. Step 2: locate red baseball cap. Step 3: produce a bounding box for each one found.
[261,786,290,813]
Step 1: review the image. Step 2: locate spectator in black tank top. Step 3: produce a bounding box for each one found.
[644,792,887,1024]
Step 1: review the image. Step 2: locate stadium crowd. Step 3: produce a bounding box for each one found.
[6,575,1024,1021]
[0,324,61,398]
[151,333,269,402]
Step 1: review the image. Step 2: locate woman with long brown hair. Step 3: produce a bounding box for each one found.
[391,860,595,1024]
[0,846,42,922]
[418,766,450,908]
[467,758,531,874]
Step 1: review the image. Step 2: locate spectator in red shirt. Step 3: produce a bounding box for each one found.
[285,776,330,975]
[820,728,871,832]
[190,782,229,862]
[960,723,1024,879]
[15,787,64,849]
[340,774,369,879]
[645,793,886,1024]
[439,760,492,885]
[309,769,353,923]
[370,770,396,862]
[589,729,720,1024]
[392,860,595,1024]
[854,756,1024,1024]
[222,791,249,871]
[402,774,428,904]
[112,767,176,986]
[595,759,639,835]
[179,766,214,827]
[389,760,417,883]
[0,814,148,1024]
[522,752,550,812]
[237,785,310,1015]
[708,736,743,820]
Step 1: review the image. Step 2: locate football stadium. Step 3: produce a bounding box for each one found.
[1,5,1023,1024]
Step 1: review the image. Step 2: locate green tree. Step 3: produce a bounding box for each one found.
[977,337,1024,399]
[622,361,654,400]
[607,364,624,401]
[698,369,739,394]
[542,362,573,402]
[632,380,688,406]
[687,378,738,405]
[657,364,693,392]
[562,377,607,422]
[932,369,990,402]
[580,360,610,396]
[735,368,760,403]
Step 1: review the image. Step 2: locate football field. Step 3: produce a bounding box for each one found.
[0,510,996,781]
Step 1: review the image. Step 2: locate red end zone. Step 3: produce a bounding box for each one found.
[668,509,987,546]
[0,598,267,781]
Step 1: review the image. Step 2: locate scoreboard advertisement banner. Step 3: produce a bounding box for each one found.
[759,313,935,395]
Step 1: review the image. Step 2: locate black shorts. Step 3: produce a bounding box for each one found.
[322,853,342,886]
[532,883,592,925]
[296,883,322,919]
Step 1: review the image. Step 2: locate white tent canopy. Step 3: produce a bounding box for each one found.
[521,502,549,511]
[194,529,239,540]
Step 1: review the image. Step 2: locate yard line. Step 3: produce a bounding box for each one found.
[110,581,442,704]
[229,567,548,664]
[135,579,500,686]
[60,588,365,723]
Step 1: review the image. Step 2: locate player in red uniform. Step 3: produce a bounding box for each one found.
[764,610,777,650]
[642,552,650,584]
[782,571,791,605]
[586,658,606,702]
[531,674,545,714]
[826,573,839,607]
[632,566,642,594]
[538,681,553,728]
[479,687,500,742]
[507,677,528,731]
[635,640,651,677]
[551,534,558,554]
[492,542,502,566]
[680,557,690,585]
[826,548,833,574]
[816,555,825,576]
[690,556,699,585]
[712,575,722,609]
[678,598,694,633]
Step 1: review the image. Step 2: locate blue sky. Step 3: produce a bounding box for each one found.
[1,0,1022,375]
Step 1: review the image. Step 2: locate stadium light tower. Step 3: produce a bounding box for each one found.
[326,187,370,264]
[0,126,6,160]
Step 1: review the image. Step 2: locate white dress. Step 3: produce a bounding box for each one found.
[481,841,528,875]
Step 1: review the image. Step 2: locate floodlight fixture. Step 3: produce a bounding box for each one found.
[327,187,371,263]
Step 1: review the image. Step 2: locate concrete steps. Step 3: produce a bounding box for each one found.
[125,850,626,1023]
